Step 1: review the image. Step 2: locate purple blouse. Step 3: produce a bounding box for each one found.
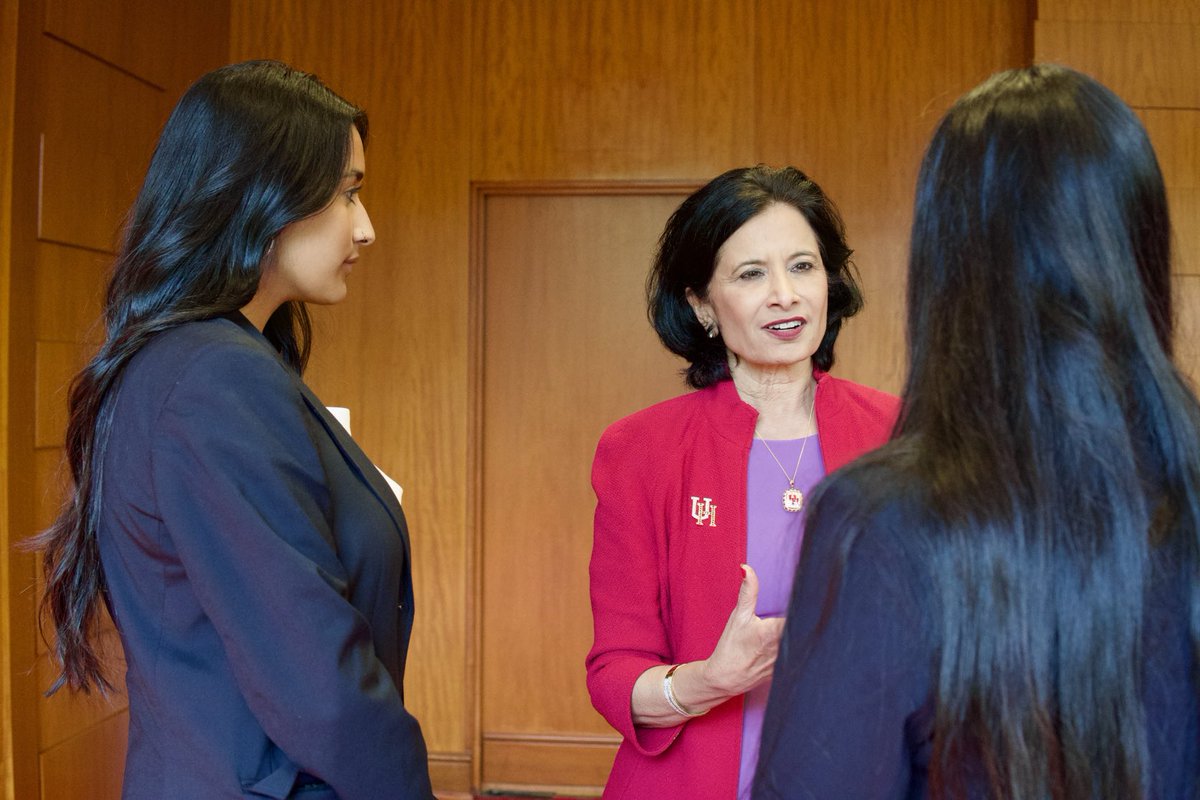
[738,435,826,799]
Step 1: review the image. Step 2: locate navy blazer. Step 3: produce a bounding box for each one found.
[753,460,1200,798]
[98,314,433,799]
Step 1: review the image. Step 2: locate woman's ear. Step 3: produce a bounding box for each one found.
[685,288,718,338]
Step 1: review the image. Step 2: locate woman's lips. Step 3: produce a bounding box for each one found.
[764,317,806,340]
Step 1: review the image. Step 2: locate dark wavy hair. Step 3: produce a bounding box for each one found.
[29,60,368,694]
[648,165,863,388]
[896,64,1199,797]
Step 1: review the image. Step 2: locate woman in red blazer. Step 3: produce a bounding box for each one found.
[587,166,898,799]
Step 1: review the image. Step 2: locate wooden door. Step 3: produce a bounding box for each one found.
[475,185,693,794]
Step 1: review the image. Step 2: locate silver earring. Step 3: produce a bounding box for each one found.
[704,321,719,339]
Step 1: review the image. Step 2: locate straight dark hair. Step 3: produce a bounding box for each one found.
[29,60,368,694]
[894,64,1200,797]
[648,165,862,388]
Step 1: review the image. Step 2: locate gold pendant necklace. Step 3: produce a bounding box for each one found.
[756,390,816,513]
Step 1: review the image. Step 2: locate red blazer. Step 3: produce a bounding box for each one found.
[586,373,899,799]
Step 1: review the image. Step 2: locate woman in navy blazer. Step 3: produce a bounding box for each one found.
[32,61,433,799]
[754,65,1200,798]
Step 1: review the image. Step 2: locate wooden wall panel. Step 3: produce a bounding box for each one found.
[1177,275,1200,386]
[44,0,228,95]
[34,244,108,344]
[1172,188,1200,275]
[1035,21,1200,108]
[230,1,476,787]
[1141,110,1200,187]
[36,634,126,751]
[481,734,616,792]
[471,0,756,181]
[1038,0,1200,23]
[0,0,22,791]
[32,342,82,450]
[37,40,165,253]
[37,711,127,800]
[36,37,165,253]
[754,0,1030,394]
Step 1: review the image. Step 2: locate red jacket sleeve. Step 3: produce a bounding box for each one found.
[586,418,685,755]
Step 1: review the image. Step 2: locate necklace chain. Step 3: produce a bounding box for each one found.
[755,389,817,512]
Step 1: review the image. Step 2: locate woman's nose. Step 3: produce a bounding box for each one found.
[768,266,797,306]
[355,203,376,246]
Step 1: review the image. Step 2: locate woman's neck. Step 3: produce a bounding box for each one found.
[730,361,818,439]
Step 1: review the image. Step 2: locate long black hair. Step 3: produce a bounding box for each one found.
[647,165,862,388]
[896,64,1200,796]
[31,60,368,693]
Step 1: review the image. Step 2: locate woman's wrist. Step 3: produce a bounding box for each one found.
[663,663,707,717]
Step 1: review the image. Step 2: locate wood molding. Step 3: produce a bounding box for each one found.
[480,732,616,796]
[471,179,705,199]
[428,749,472,796]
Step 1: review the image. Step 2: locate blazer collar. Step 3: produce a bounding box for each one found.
[700,370,833,446]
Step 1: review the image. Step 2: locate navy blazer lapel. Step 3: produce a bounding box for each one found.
[221,313,411,555]
[299,386,411,541]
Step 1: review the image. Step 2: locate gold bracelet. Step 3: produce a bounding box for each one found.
[663,663,706,717]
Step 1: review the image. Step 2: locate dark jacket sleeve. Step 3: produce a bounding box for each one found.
[150,341,433,799]
[753,477,932,800]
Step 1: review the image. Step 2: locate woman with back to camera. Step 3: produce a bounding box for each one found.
[32,60,434,799]
[586,165,900,799]
[754,64,1200,798]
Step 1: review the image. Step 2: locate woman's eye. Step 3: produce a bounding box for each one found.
[345,187,362,203]
[791,261,815,272]
[737,269,763,280]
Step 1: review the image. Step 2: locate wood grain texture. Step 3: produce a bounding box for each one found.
[36,632,127,751]
[481,733,614,794]
[1172,187,1199,275]
[755,0,1030,394]
[1141,110,1200,189]
[478,191,688,751]
[37,710,127,800]
[44,0,229,95]
[0,0,20,792]
[33,342,88,450]
[1037,0,1200,23]
[231,0,476,758]
[471,0,756,180]
[428,751,472,796]
[1176,274,1200,387]
[34,244,109,344]
[1034,21,1200,108]
[37,38,165,253]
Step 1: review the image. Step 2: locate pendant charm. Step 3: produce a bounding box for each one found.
[782,487,804,513]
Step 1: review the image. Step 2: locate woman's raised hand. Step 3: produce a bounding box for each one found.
[699,564,786,696]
